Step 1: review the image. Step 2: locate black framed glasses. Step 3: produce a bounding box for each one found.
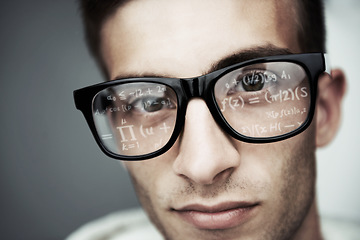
[74,53,327,161]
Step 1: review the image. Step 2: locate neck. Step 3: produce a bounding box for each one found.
[293,198,323,240]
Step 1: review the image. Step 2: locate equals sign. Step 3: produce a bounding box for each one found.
[248,97,260,104]
[101,134,113,140]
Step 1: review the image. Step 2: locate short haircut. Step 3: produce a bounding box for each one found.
[78,0,326,77]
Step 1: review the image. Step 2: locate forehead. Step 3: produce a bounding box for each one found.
[101,0,300,79]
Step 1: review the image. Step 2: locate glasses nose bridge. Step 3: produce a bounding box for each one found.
[183,75,207,99]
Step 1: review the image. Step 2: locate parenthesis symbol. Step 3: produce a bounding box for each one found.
[239,96,245,108]
[265,92,272,104]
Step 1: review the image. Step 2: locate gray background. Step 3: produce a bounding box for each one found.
[0,0,359,239]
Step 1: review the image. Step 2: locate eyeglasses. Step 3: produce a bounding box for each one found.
[74,53,327,161]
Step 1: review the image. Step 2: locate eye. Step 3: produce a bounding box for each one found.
[143,97,163,112]
[131,96,176,113]
[240,71,265,91]
[226,70,277,95]
[132,97,161,113]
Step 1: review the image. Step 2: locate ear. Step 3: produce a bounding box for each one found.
[315,69,347,147]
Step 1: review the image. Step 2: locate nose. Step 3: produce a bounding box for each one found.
[173,98,241,185]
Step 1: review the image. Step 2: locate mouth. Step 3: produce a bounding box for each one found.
[171,201,259,230]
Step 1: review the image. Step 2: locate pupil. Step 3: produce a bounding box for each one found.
[241,72,265,91]
[143,98,163,112]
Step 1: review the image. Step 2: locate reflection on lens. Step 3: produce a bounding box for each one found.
[92,83,178,156]
[214,62,310,138]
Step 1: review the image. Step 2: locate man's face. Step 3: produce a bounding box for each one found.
[101,0,317,239]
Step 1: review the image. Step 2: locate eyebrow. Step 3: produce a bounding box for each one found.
[111,44,293,80]
[206,45,293,74]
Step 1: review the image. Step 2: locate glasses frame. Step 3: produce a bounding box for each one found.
[74,53,326,161]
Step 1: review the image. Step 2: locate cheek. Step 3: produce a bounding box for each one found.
[124,152,177,203]
[262,126,317,212]
[234,141,288,184]
[124,161,159,194]
[233,125,316,195]
[124,161,162,221]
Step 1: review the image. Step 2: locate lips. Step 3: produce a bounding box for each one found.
[172,202,259,230]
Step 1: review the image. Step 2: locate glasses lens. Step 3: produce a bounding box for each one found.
[92,82,178,156]
[214,62,310,138]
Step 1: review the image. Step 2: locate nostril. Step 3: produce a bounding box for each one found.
[212,167,235,183]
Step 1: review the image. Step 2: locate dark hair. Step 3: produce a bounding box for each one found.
[79,0,325,77]
[78,0,129,77]
[296,0,326,53]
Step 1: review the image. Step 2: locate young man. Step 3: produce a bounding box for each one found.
[70,0,347,239]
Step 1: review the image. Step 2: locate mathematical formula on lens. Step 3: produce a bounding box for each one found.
[105,84,167,102]
[266,106,307,119]
[219,86,308,112]
[94,97,173,115]
[99,121,172,152]
[239,121,304,137]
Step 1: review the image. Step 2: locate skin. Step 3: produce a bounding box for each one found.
[99,0,346,239]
